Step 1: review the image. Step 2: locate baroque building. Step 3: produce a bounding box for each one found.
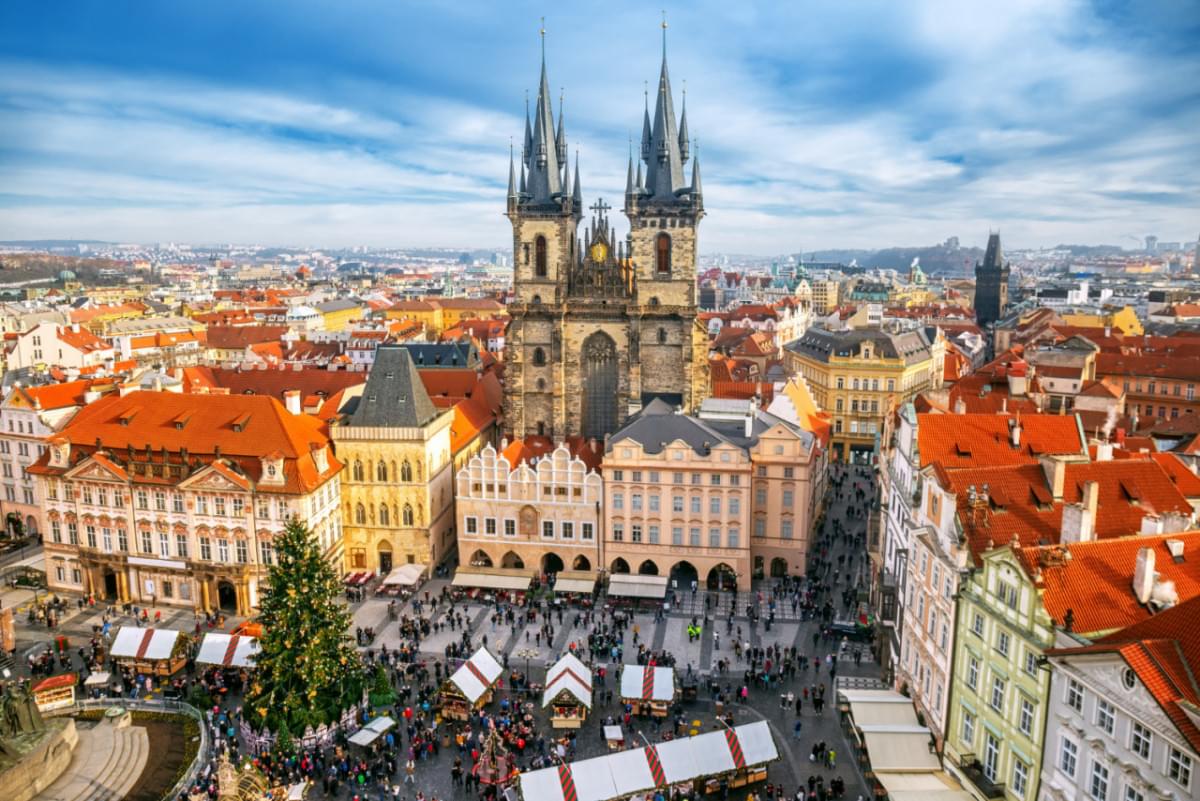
[504,33,709,441]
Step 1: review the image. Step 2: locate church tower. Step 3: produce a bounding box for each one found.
[974,232,1010,327]
[503,22,708,442]
[622,20,709,416]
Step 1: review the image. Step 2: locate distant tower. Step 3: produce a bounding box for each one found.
[974,232,1010,327]
[1145,235,1158,253]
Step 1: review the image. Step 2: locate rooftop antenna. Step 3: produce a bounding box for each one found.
[661,9,668,57]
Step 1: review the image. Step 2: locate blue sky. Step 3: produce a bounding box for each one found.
[0,0,1197,254]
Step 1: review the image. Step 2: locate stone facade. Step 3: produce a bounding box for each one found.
[503,44,708,441]
[455,442,602,574]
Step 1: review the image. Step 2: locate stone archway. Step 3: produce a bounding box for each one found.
[541,552,564,574]
[377,541,394,573]
[706,563,738,591]
[469,549,493,568]
[217,580,239,612]
[610,557,630,574]
[669,560,698,587]
[572,555,592,571]
[637,560,659,576]
[581,331,619,439]
[770,557,789,578]
[501,551,525,570]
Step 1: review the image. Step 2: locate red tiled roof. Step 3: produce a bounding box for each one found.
[1149,452,1200,498]
[9,379,116,411]
[917,413,1085,469]
[206,325,288,350]
[942,459,1194,562]
[1097,352,1200,381]
[180,366,367,404]
[501,435,603,473]
[1015,531,1200,636]
[58,326,111,354]
[712,381,775,404]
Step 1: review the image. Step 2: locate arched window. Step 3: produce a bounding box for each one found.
[379,505,390,525]
[400,461,413,482]
[376,461,387,482]
[532,347,546,366]
[655,232,671,275]
[354,504,366,525]
[352,461,363,482]
[535,235,548,278]
[402,504,414,526]
[657,327,668,344]
[536,378,546,391]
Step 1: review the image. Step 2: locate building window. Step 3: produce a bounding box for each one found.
[727,528,739,548]
[176,534,188,558]
[402,504,414,525]
[782,488,794,507]
[997,630,1010,657]
[1019,697,1035,736]
[649,494,660,512]
[1024,651,1038,676]
[217,539,229,562]
[1060,736,1078,777]
[689,527,700,546]
[535,235,548,277]
[355,504,366,524]
[655,232,671,274]
[1089,759,1110,801]
[562,522,574,540]
[990,676,1005,712]
[138,530,152,553]
[485,518,497,536]
[532,347,546,366]
[781,519,793,539]
[647,525,658,544]
[1011,760,1028,798]
[214,497,226,516]
[1096,699,1115,735]
[1066,678,1084,712]
[984,733,999,782]
[709,496,720,514]
[1123,786,1143,801]
[541,520,555,539]
[236,540,248,563]
[632,494,643,512]
[67,523,77,545]
[196,495,208,515]
[967,656,979,690]
[671,526,682,545]
[960,709,975,746]
[612,524,624,541]
[971,612,984,637]
[505,519,518,537]
[673,495,684,513]
[158,532,170,557]
[465,517,477,535]
[612,493,624,511]
[200,537,211,561]
[1168,747,1192,789]
[708,528,720,547]
[690,496,701,514]
[136,490,149,510]
[1129,723,1151,760]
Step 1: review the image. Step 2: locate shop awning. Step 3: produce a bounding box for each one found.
[860,729,940,772]
[452,568,535,591]
[84,671,112,687]
[196,633,259,668]
[348,715,396,747]
[606,573,668,599]
[110,626,182,661]
[542,653,593,709]
[551,570,598,594]
[518,722,778,801]
[619,664,676,702]
[382,563,427,586]
[873,772,976,801]
[448,646,503,703]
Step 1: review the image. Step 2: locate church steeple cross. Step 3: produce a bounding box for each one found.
[589,198,611,216]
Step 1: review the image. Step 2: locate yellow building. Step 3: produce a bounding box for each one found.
[382,298,505,338]
[784,327,944,462]
[315,299,365,332]
[383,300,443,334]
[1060,304,1143,335]
[332,346,456,574]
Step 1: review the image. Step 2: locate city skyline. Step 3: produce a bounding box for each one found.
[0,1,1197,254]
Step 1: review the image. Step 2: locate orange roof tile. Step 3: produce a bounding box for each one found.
[501,435,603,473]
[1149,452,1200,498]
[917,413,1086,469]
[1015,531,1200,636]
[10,379,113,411]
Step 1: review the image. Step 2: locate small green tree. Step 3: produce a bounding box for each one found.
[243,518,363,735]
[368,663,396,708]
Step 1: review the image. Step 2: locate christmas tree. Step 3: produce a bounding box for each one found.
[244,518,363,735]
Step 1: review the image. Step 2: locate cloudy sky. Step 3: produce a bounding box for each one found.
[0,1,1196,254]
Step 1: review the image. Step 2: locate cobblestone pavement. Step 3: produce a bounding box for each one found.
[5,465,884,801]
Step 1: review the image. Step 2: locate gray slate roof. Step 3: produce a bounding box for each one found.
[785,327,935,366]
[345,345,438,428]
[399,341,480,370]
[609,398,746,456]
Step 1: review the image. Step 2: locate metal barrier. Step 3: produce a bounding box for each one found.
[49,697,212,800]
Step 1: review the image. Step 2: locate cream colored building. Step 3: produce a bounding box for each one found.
[332,345,456,573]
[30,390,342,616]
[455,441,602,575]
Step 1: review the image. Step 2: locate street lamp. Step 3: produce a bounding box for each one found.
[515,647,539,697]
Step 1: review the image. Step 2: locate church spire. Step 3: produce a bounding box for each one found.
[572,150,581,203]
[556,90,567,163]
[678,83,690,164]
[507,142,517,200]
[640,83,651,161]
[522,91,532,167]
[525,19,564,205]
[691,150,702,205]
[642,15,687,203]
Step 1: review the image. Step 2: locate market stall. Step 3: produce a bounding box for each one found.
[348,715,396,749]
[619,664,677,717]
[517,721,779,801]
[451,567,535,603]
[606,574,668,603]
[109,626,189,676]
[549,570,598,605]
[83,671,113,698]
[440,646,503,721]
[31,673,77,712]
[196,632,260,669]
[378,563,426,596]
[541,653,592,729]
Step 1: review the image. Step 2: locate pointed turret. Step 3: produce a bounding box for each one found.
[507,147,518,201]
[641,88,652,161]
[519,162,527,194]
[572,151,581,204]
[625,153,635,196]
[522,93,533,168]
[525,44,564,205]
[635,159,644,192]
[556,94,567,164]
[642,24,687,203]
[691,153,702,204]
[982,232,1003,270]
[678,92,690,164]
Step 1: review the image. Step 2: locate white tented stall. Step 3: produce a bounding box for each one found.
[441,646,503,720]
[196,632,260,668]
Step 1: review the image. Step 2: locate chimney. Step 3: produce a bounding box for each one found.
[744,410,755,438]
[1011,419,1022,449]
[284,389,301,415]
[1095,441,1113,462]
[1133,546,1156,605]
[1041,455,1067,500]
[1165,539,1186,563]
[954,398,967,414]
[83,389,102,404]
[1061,481,1098,543]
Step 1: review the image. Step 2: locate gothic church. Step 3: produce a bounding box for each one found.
[504,33,709,440]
